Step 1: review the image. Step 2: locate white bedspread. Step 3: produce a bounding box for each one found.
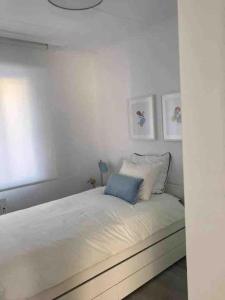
[0,188,184,300]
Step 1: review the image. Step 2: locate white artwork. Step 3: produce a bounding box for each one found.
[129,95,155,140]
[162,93,182,141]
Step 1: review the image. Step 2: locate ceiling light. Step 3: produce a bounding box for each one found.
[48,0,103,10]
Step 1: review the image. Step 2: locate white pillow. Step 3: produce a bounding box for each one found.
[119,160,161,201]
[130,153,171,194]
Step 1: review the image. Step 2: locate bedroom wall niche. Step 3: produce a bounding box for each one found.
[0,9,183,211]
[93,15,183,192]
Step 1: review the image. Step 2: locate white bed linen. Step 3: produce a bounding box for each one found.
[0,188,184,300]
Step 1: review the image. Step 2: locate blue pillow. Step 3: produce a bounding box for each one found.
[104,174,143,204]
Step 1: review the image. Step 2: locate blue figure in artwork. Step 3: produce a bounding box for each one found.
[136,111,146,127]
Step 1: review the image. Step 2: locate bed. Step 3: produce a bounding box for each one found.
[0,187,185,300]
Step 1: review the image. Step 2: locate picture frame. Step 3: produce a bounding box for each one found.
[128,95,155,140]
[162,93,182,141]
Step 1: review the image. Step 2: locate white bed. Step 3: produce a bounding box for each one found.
[0,187,185,300]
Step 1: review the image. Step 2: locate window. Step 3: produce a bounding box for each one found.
[0,40,56,191]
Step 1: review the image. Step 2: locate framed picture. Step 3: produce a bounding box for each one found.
[162,93,182,141]
[128,95,155,140]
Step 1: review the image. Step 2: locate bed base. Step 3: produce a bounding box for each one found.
[52,228,185,300]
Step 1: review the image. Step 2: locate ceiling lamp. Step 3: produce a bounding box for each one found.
[48,0,103,10]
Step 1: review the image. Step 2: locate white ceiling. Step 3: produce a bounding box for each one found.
[0,0,177,50]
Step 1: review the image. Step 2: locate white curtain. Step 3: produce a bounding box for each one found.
[0,39,57,190]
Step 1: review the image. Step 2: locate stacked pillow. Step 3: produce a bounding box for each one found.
[119,160,161,201]
[130,152,171,194]
[104,174,143,205]
[104,153,171,204]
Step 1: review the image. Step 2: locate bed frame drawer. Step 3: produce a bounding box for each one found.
[58,229,185,300]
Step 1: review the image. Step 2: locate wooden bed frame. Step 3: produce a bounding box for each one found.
[32,227,185,300]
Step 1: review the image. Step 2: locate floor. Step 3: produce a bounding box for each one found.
[124,259,188,300]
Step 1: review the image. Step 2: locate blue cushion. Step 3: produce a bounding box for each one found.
[104,174,143,204]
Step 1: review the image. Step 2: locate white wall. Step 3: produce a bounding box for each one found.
[178,0,225,299]
[48,50,102,184]
[94,16,183,186]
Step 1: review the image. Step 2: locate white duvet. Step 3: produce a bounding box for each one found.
[0,188,184,300]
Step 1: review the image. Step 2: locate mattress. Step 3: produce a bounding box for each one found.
[0,188,185,300]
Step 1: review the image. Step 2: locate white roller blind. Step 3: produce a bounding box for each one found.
[0,39,57,190]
